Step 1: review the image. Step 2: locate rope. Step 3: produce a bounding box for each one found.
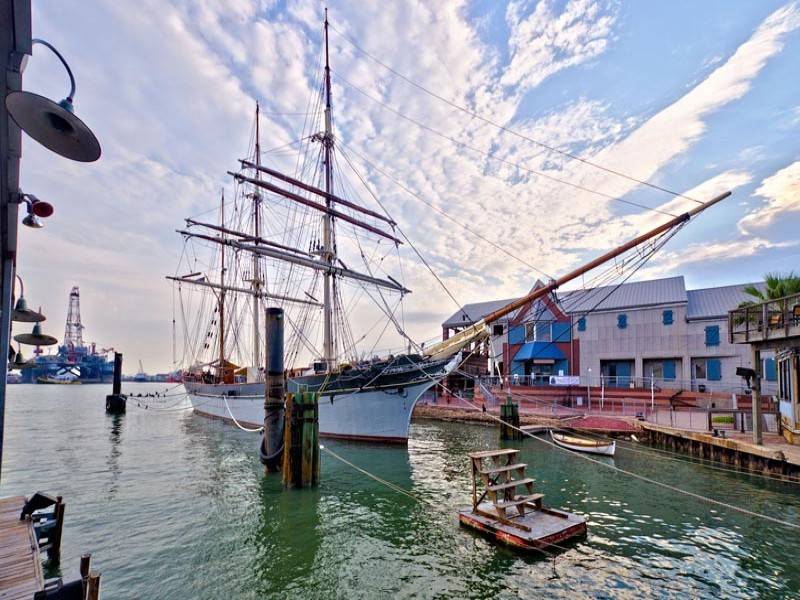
[220,394,264,432]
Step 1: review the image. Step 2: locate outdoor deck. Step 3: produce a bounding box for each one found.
[0,496,43,599]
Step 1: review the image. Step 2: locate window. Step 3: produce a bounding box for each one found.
[617,314,627,329]
[492,324,504,336]
[535,322,551,342]
[694,360,706,380]
[663,310,673,325]
[524,322,535,342]
[764,358,777,382]
[577,317,586,331]
[704,325,720,346]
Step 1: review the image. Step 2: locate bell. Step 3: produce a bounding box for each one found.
[5,92,101,163]
[11,296,46,323]
[14,322,58,346]
[12,350,28,368]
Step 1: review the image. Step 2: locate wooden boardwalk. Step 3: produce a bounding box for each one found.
[0,495,43,599]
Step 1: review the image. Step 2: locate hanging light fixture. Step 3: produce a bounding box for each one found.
[11,274,46,323]
[5,38,101,163]
[13,322,58,347]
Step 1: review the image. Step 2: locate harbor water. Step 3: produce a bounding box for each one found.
[2,384,799,599]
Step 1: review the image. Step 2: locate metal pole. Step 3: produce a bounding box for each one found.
[751,346,763,445]
[262,307,284,472]
[0,0,31,481]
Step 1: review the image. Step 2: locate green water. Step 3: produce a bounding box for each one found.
[2,384,799,599]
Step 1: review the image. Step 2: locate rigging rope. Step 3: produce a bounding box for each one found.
[329,23,703,206]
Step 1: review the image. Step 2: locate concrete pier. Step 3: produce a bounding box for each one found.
[641,422,800,478]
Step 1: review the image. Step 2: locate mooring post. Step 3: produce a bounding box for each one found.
[282,390,319,487]
[105,352,126,413]
[49,496,65,563]
[262,307,285,473]
[500,393,521,440]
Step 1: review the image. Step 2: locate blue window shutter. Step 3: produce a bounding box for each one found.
[617,314,627,329]
[508,325,525,344]
[663,360,676,380]
[552,322,571,342]
[577,317,586,331]
[705,325,720,346]
[765,358,777,382]
[707,359,722,381]
[663,310,673,325]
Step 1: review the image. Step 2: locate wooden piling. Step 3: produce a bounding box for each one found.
[86,571,101,600]
[499,395,522,440]
[48,496,64,563]
[282,391,319,488]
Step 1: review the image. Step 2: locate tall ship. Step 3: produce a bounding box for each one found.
[20,286,115,384]
[172,14,729,443]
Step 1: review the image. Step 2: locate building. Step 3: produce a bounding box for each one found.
[441,276,776,392]
[729,292,800,445]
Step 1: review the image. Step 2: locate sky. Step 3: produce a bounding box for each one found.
[14,0,800,373]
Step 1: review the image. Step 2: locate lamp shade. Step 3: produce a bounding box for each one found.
[11,297,46,323]
[14,322,58,346]
[6,91,101,162]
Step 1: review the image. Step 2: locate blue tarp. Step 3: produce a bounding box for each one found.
[513,341,566,362]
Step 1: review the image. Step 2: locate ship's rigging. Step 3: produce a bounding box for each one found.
[170,11,731,384]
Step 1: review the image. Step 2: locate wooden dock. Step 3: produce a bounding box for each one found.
[0,495,43,599]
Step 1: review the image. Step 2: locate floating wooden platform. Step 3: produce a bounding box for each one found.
[459,502,586,551]
[460,448,587,552]
[0,496,43,599]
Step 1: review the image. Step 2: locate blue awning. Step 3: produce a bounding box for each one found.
[512,341,566,362]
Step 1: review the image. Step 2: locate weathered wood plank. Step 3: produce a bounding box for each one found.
[0,496,44,599]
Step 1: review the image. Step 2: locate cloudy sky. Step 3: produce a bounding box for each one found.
[15,0,800,372]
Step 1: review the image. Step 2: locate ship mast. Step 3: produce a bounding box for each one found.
[252,103,262,370]
[219,189,226,380]
[322,8,335,369]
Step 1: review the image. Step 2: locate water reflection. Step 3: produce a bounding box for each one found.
[105,412,123,498]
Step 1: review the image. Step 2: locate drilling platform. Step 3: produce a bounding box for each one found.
[20,286,115,384]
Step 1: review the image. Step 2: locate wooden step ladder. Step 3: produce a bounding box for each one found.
[468,449,544,531]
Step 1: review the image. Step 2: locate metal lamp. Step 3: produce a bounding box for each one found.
[13,322,58,347]
[5,39,101,162]
[18,193,54,229]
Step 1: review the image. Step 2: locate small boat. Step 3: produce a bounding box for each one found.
[458,449,587,552]
[550,431,615,456]
[37,374,80,385]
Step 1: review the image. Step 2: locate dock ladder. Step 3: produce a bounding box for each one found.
[468,449,543,530]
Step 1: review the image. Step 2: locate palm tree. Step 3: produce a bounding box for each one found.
[741,271,800,304]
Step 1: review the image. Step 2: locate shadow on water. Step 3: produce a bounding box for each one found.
[105,412,124,499]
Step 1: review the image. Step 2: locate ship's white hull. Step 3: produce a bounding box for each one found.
[184,379,436,443]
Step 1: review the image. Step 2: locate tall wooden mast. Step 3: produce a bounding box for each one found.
[322,8,335,369]
[219,189,226,379]
[252,103,262,370]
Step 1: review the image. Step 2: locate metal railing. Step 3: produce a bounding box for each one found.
[729,292,800,344]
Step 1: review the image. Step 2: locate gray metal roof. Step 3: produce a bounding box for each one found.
[557,276,687,314]
[441,297,518,328]
[686,282,765,319]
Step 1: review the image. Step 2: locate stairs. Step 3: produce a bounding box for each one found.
[468,449,543,521]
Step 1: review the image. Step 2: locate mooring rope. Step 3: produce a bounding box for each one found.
[220,393,264,433]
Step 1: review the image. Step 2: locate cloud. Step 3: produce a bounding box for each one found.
[738,160,800,233]
[501,0,617,91]
[16,1,800,370]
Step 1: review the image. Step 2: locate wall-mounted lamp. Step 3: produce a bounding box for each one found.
[17,192,54,229]
[5,38,100,163]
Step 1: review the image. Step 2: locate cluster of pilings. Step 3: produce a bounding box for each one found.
[261,307,319,488]
[499,394,522,441]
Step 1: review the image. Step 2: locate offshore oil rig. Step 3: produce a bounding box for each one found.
[20,287,114,384]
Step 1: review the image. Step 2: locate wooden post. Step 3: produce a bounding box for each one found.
[86,571,101,600]
[500,394,522,440]
[105,352,126,413]
[282,391,319,487]
[48,496,64,563]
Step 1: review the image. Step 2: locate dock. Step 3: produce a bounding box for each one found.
[0,496,43,599]
[641,422,800,477]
